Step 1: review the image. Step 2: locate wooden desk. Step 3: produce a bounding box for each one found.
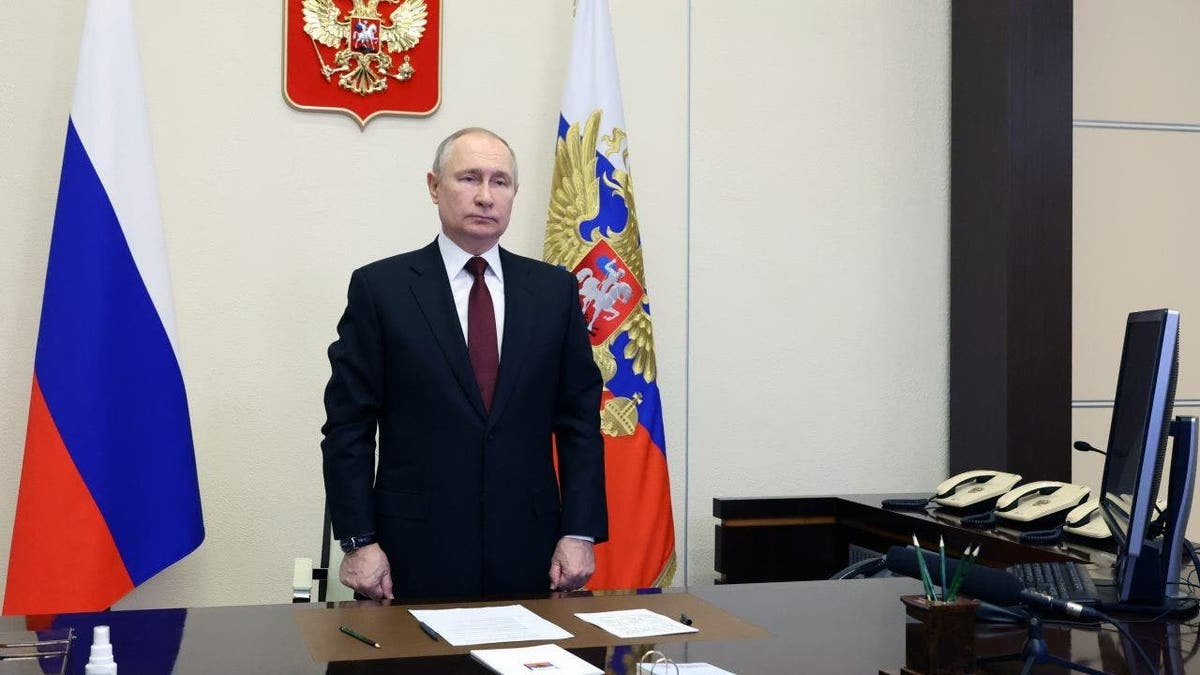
[0,578,1193,673]
[713,493,1118,583]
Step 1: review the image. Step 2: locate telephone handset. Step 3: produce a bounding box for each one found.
[994,480,1090,523]
[932,470,1023,510]
[1064,499,1111,539]
[1063,497,1169,540]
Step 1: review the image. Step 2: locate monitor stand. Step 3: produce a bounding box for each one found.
[1161,416,1197,599]
[1101,416,1198,611]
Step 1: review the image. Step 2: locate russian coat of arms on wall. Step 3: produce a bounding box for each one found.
[283,0,441,126]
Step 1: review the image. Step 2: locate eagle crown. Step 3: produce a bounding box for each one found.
[349,0,399,15]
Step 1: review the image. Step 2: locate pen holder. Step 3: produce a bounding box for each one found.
[899,595,979,675]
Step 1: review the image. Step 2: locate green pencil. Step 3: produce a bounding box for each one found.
[938,536,947,601]
[946,545,979,602]
[339,625,382,649]
[911,534,936,601]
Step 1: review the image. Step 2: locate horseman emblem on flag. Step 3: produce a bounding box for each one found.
[283,0,441,126]
[573,241,644,346]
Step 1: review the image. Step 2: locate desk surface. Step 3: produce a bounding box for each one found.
[3,578,1197,674]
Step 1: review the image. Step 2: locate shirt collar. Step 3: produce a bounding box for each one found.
[437,233,503,282]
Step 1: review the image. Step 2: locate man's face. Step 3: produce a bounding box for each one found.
[427,133,517,254]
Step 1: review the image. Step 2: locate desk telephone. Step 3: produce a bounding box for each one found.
[889,471,1092,528]
[933,470,1023,510]
[933,470,1090,524]
[993,480,1090,523]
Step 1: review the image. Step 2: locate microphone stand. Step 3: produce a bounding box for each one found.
[977,611,1107,675]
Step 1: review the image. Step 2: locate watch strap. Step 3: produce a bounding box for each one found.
[339,533,376,553]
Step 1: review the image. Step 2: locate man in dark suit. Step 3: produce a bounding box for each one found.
[321,128,607,601]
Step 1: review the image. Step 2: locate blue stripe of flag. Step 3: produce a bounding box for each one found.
[605,332,666,453]
[557,116,630,243]
[53,608,187,674]
[34,119,203,584]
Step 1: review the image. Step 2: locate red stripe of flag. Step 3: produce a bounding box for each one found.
[3,379,133,615]
[589,425,675,589]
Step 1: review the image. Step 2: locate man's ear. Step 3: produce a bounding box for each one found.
[426,171,439,203]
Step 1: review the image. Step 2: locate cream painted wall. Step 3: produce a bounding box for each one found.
[0,1,949,609]
[1072,1,1200,537]
[687,1,950,581]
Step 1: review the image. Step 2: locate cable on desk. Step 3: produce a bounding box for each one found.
[881,497,932,511]
[828,557,887,580]
[1094,609,1160,675]
[1018,525,1063,545]
[959,511,997,529]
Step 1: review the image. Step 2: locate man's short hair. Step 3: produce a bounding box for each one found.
[431,127,519,184]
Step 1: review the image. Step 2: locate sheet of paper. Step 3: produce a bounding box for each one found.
[408,605,572,647]
[573,609,700,639]
[470,643,604,675]
[638,663,737,675]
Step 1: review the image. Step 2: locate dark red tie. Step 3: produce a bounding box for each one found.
[466,257,498,411]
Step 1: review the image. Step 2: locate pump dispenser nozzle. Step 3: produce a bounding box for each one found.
[84,625,117,675]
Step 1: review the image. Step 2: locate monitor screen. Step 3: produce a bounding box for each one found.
[1099,309,1179,602]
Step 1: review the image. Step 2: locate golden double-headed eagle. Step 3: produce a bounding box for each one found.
[302,0,428,96]
[544,110,658,393]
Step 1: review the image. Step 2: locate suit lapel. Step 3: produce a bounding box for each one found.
[408,240,488,420]
[487,249,533,428]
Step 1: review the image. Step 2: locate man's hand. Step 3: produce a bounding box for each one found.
[339,543,394,600]
[548,537,595,591]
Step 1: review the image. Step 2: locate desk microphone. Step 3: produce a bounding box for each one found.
[1073,440,1107,456]
[883,545,1101,620]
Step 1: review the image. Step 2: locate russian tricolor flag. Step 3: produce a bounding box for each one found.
[3,0,204,616]
[544,0,676,590]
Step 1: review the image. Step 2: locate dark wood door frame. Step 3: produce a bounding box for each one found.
[950,1,1073,480]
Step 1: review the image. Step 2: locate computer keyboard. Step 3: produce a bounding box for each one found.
[1007,561,1102,605]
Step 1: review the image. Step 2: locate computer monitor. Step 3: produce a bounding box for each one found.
[1098,308,1180,605]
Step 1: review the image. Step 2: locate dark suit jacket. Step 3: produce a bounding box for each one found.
[321,240,607,599]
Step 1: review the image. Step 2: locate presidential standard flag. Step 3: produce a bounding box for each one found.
[4,0,204,615]
[544,0,675,589]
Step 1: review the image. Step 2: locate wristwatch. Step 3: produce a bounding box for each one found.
[339,533,376,554]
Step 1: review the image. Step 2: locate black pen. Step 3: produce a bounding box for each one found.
[418,621,440,642]
[679,613,693,626]
[339,625,381,649]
